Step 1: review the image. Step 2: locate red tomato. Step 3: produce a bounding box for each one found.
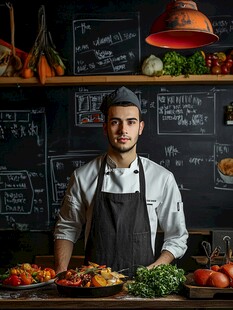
[212,58,221,67]
[211,265,220,272]
[207,271,230,288]
[3,275,21,286]
[219,263,233,282]
[56,279,73,286]
[221,64,230,74]
[44,268,56,279]
[225,59,233,68]
[205,59,212,67]
[211,65,221,75]
[193,269,214,286]
[20,272,33,285]
[205,53,213,61]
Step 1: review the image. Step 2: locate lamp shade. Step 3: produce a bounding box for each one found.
[146,0,219,49]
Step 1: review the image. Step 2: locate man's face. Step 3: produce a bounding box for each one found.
[103,105,144,154]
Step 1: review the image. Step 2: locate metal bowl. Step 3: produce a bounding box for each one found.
[55,271,124,298]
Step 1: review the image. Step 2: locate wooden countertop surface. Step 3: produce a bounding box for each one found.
[0,283,233,309]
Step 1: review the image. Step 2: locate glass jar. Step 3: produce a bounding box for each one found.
[226,103,233,125]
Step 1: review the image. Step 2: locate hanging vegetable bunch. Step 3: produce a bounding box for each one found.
[21,5,66,84]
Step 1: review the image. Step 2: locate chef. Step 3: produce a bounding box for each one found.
[54,86,188,275]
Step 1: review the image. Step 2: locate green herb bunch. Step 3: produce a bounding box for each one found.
[127,264,186,298]
[162,50,210,76]
[184,51,210,76]
[162,51,187,76]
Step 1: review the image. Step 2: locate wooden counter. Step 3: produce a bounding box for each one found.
[0,283,232,309]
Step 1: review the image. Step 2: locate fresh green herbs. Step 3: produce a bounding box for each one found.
[184,51,210,76]
[127,264,186,298]
[162,51,187,76]
[162,50,210,76]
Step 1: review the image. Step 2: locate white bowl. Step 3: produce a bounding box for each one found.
[0,44,11,76]
[218,167,233,184]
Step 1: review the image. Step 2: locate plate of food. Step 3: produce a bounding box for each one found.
[55,262,126,298]
[217,158,233,184]
[0,279,55,290]
[0,263,56,290]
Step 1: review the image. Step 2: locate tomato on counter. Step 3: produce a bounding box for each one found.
[193,263,233,288]
[193,269,214,286]
[207,271,230,288]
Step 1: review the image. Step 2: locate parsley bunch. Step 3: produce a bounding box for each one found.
[162,51,187,76]
[162,50,210,76]
[184,51,210,76]
[127,264,186,298]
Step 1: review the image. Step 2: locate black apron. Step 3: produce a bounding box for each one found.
[84,156,154,274]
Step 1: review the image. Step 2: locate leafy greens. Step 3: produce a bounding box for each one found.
[127,264,186,298]
[162,50,210,76]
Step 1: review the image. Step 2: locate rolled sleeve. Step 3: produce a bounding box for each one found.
[54,195,84,243]
[157,174,189,259]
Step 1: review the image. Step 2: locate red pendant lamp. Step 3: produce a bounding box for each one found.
[146,0,219,49]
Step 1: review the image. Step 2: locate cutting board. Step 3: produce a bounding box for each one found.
[184,273,233,299]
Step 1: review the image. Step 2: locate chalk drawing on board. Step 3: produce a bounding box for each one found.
[214,142,233,190]
[157,91,216,135]
[0,171,34,214]
[49,152,101,216]
[0,109,49,231]
[74,89,144,127]
[73,13,140,75]
[157,140,215,191]
[74,90,112,126]
[210,15,233,47]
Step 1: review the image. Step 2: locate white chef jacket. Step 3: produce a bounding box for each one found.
[54,154,188,260]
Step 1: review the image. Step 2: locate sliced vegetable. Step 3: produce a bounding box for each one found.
[91,274,107,287]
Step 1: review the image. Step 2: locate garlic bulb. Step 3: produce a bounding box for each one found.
[142,54,163,77]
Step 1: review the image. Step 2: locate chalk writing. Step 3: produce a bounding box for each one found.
[74,89,144,126]
[157,92,216,135]
[49,152,100,219]
[211,15,233,46]
[73,14,140,75]
[0,110,49,230]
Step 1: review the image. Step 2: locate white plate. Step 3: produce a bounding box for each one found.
[0,279,54,290]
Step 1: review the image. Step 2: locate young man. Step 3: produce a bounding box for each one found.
[54,86,188,274]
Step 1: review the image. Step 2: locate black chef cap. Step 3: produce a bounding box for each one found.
[100,86,141,114]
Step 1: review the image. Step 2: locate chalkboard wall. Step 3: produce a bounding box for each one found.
[0,0,233,233]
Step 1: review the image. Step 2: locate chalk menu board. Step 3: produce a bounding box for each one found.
[157,91,216,135]
[210,15,233,48]
[0,109,49,230]
[72,13,140,75]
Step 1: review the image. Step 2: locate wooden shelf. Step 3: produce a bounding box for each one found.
[1,74,233,87]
